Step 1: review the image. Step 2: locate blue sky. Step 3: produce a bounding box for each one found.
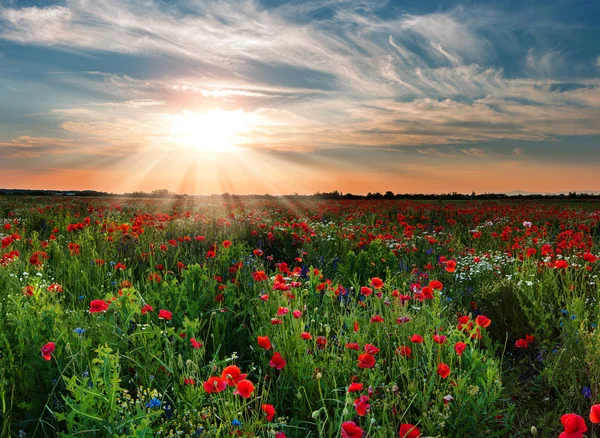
[0,0,599,194]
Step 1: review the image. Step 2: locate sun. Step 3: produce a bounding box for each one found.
[168,109,253,153]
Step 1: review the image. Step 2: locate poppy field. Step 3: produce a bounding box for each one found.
[1,196,600,437]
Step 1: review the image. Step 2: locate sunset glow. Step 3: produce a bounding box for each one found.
[0,0,599,194]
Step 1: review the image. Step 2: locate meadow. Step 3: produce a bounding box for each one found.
[1,196,599,437]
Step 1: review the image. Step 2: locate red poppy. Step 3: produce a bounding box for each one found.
[221,365,247,386]
[258,336,272,350]
[559,413,587,438]
[158,309,172,320]
[345,342,360,351]
[364,344,380,354]
[433,334,447,345]
[357,353,376,369]
[253,271,268,282]
[353,395,370,416]
[475,315,492,328]
[41,342,55,361]
[399,423,421,438]
[348,382,363,392]
[370,315,384,323]
[590,404,600,423]
[360,286,373,296]
[301,332,313,340]
[292,309,302,318]
[222,240,232,248]
[233,379,255,398]
[583,253,597,263]
[203,376,227,393]
[262,404,276,421]
[141,304,153,314]
[454,342,467,356]
[396,346,412,358]
[269,352,287,370]
[370,277,384,289]
[47,283,63,293]
[429,280,443,290]
[341,421,364,438]
[410,334,424,344]
[89,299,109,313]
[445,260,457,272]
[437,362,450,379]
[190,338,202,349]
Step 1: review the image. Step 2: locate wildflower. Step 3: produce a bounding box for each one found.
[233,379,255,398]
[262,404,276,421]
[370,277,384,289]
[269,352,287,370]
[221,365,247,386]
[410,334,424,344]
[141,304,153,314]
[158,309,172,320]
[341,421,364,438]
[203,376,227,393]
[437,362,450,379]
[348,382,363,392]
[146,397,161,409]
[559,413,587,438]
[454,342,467,356]
[590,404,600,423]
[190,338,202,349]
[360,286,373,296]
[73,327,85,335]
[89,299,109,313]
[445,260,457,272]
[399,424,421,438]
[41,342,55,361]
[222,240,232,248]
[475,315,492,328]
[301,332,313,340]
[396,346,412,358]
[357,353,376,369]
[353,395,370,416]
[257,336,272,350]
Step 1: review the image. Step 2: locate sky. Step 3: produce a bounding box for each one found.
[0,0,599,195]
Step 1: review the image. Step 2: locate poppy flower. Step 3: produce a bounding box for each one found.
[370,277,384,289]
[429,280,443,290]
[292,310,302,318]
[345,342,360,351]
[222,240,232,248]
[233,379,255,398]
[253,271,268,282]
[399,423,421,438]
[590,404,600,423]
[353,395,370,416]
[262,404,276,421]
[370,315,384,323]
[396,346,412,358]
[348,382,364,392]
[360,286,373,296]
[301,332,313,340]
[475,315,491,328]
[47,283,63,293]
[190,338,202,349]
[341,421,364,438]
[454,342,467,356]
[221,365,247,386]
[141,304,153,314]
[203,376,227,393]
[269,352,287,370]
[437,362,450,379]
[158,309,172,320]
[89,299,109,313]
[559,413,587,438]
[583,253,597,263]
[433,334,447,345]
[364,344,380,354]
[410,334,424,344]
[41,342,55,361]
[445,260,457,272]
[258,336,272,350]
[357,353,376,369]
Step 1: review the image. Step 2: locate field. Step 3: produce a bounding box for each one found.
[1,197,599,437]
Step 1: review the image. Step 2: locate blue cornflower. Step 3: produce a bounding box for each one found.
[232,419,241,427]
[73,327,85,335]
[571,315,577,320]
[146,397,161,409]
[78,295,85,300]
[582,387,592,399]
